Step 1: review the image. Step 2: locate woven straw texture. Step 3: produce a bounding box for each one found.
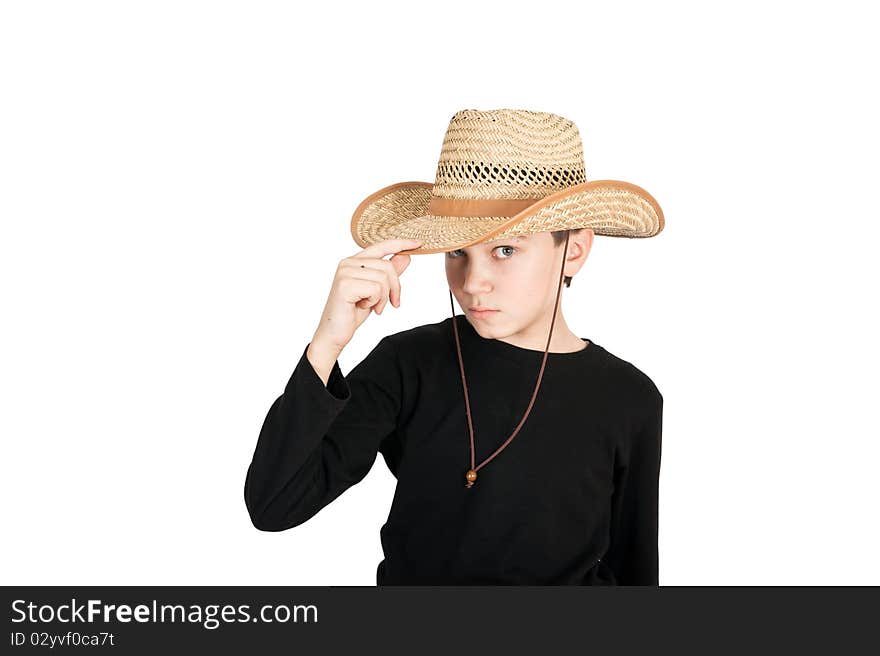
[351,109,664,254]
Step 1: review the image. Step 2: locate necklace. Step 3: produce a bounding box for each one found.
[448,231,571,488]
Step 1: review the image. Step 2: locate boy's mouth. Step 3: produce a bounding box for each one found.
[468,308,500,318]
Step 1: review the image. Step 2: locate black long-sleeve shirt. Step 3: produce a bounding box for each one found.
[244,315,663,585]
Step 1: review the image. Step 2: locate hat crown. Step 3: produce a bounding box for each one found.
[432,109,588,201]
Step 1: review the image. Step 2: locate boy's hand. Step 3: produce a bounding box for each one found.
[311,238,423,353]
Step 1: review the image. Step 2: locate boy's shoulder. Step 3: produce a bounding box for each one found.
[598,346,664,412]
[601,345,660,386]
[381,318,450,352]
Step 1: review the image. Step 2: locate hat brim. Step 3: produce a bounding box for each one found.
[350,179,664,255]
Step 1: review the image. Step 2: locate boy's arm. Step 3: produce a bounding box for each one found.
[605,385,664,585]
[244,335,401,531]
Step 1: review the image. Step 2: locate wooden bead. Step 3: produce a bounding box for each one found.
[465,469,477,483]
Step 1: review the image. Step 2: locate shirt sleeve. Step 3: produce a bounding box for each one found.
[244,335,402,531]
[605,385,664,585]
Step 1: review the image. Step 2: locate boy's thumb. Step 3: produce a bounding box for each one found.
[391,253,411,274]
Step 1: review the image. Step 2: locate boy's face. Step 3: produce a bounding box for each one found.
[444,229,592,342]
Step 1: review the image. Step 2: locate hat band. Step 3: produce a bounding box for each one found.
[428,195,543,218]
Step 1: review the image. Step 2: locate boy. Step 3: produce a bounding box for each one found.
[244,109,664,585]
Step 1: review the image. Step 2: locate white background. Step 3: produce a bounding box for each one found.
[2,1,877,586]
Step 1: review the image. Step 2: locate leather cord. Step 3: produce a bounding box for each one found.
[448,231,572,488]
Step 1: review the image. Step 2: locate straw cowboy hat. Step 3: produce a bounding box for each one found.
[350,108,664,256]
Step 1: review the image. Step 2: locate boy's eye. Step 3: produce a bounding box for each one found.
[447,246,517,259]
